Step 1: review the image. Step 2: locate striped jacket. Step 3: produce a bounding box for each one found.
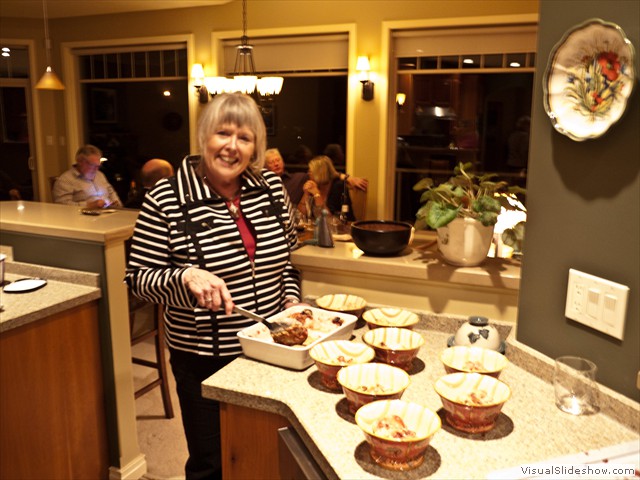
[125,156,301,357]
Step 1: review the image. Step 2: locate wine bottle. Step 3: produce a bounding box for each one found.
[338,181,349,233]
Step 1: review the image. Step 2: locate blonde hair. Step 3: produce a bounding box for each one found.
[264,148,283,163]
[197,93,266,174]
[307,155,339,186]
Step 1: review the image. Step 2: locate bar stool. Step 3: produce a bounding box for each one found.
[129,294,174,419]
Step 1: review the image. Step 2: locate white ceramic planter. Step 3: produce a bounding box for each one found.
[436,217,495,267]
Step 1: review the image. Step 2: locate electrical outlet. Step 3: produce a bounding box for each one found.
[565,269,629,340]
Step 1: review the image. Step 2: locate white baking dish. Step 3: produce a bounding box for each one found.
[237,305,357,370]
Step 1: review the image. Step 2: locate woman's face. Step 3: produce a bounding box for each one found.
[203,122,255,185]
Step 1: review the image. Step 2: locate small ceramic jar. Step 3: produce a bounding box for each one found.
[453,316,501,351]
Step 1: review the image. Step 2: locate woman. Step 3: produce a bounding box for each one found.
[299,155,355,222]
[125,93,301,480]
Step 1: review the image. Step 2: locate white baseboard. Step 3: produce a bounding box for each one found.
[109,453,147,480]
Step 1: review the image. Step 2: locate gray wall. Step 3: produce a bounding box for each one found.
[518,0,639,400]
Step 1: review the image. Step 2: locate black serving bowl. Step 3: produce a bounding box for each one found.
[350,220,414,256]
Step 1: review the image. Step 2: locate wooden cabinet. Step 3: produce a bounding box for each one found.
[0,301,109,479]
[413,75,458,106]
[220,403,311,480]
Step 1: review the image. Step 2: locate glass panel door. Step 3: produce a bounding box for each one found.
[0,84,35,200]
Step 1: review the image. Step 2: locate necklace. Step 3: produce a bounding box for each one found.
[202,175,242,220]
[226,197,241,220]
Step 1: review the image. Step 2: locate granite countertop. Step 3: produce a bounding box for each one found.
[291,232,522,291]
[0,261,101,333]
[0,201,139,244]
[202,313,639,480]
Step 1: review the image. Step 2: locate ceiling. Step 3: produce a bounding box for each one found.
[0,0,232,19]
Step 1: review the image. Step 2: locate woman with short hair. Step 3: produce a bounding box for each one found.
[126,92,302,480]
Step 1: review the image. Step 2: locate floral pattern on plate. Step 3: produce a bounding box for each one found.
[543,18,635,141]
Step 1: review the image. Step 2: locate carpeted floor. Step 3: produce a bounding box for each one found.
[132,331,188,480]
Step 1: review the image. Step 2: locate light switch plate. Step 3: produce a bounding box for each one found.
[565,269,629,340]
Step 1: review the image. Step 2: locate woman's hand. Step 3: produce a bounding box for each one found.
[183,267,234,314]
[302,180,320,197]
[347,176,368,192]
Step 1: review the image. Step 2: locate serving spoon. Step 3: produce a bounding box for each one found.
[233,305,308,346]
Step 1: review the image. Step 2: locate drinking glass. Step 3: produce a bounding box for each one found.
[553,356,599,415]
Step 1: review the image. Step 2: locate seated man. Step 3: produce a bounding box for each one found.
[265,148,307,205]
[265,148,368,206]
[52,144,122,208]
[125,158,175,209]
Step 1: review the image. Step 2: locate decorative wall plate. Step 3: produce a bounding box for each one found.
[543,19,635,141]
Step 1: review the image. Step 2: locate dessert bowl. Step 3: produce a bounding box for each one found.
[309,340,375,390]
[337,363,410,414]
[315,293,367,318]
[434,372,511,433]
[362,307,420,330]
[355,399,441,471]
[362,327,425,371]
[440,345,508,378]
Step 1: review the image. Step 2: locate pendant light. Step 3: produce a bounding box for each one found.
[231,0,283,97]
[35,0,65,90]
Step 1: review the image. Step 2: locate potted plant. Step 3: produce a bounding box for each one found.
[502,221,526,258]
[413,162,526,266]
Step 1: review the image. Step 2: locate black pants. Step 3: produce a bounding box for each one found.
[169,349,236,480]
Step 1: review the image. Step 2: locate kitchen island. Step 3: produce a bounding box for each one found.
[202,314,639,479]
[0,260,107,479]
[0,201,144,479]
[291,233,521,322]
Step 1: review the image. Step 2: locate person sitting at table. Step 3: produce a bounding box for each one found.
[125,158,175,208]
[264,148,307,206]
[299,155,356,222]
[52,144,122,208]
[265,148,368,207]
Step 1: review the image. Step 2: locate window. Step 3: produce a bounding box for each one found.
[219,33,349,172]
[392,25,537,222]
[74,44,190,202]
[77,46,187,80]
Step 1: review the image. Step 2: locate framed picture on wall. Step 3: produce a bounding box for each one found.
[91,88,118,124]
[261,105,276,136]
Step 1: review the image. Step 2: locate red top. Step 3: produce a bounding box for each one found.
[227,197,256,261]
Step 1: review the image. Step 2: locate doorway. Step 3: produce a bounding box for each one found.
[0,83,36,200]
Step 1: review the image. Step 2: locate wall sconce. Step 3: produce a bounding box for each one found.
[396,92,406,110]
[190,63,209,103]
[356,56,374,101]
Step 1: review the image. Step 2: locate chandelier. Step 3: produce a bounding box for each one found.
[207,0,283,97]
